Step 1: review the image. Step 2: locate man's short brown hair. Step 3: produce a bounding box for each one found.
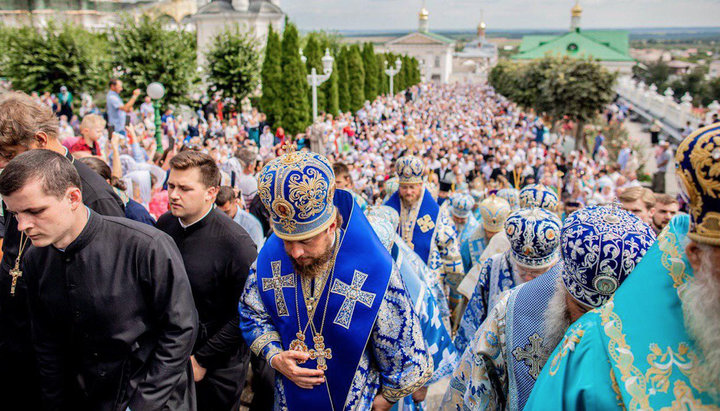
[332,162,350,178]
[654,193,677,206]
[0,92,58,147]
[169,151,221,188]
[618,186,655,209]
[215,186,236,206]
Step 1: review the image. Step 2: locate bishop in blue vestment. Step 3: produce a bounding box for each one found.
[526,124,720,410]
[238,150,432,410]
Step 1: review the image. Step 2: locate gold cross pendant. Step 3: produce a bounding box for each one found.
[9,267,21,297]
[289,331,309,361]
[308,334,332,371]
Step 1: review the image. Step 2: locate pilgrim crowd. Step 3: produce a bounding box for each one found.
[0,78,717,411]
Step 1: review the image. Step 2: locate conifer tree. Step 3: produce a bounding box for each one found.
[376,54,388,95]
[303,34,326,117]
[348,45,365,112]
[260,25,283,128]
[323,59,340,116]
[361,42,378,102]
[280,21,310,134]
[337,47,351,113]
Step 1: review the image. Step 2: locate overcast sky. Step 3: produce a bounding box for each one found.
[281,0,720,31]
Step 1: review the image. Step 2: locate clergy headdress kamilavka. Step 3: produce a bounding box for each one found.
[396,155,425,185]
[478,194,511,233]
[505,207,561,269]
[519,183,559,212]
[257,148,337,241]
[450,193,475,218]
[470,188,485,203]
[497,187,520,210]
[560,205,656,308]
[675,123,720,245]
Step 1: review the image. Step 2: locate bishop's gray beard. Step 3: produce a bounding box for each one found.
[542,278,571,358]
[680,245,720,399]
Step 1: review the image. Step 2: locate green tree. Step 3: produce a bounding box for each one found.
[111,16,197,105]
[206,27,261,103]
[490,56,616,149]
[303,34,326,117]
[632,59,671,91]
[260,25,283,128]
[376,54,388,95]
[361,43,378,102]
[2,22,110,95]
[670,66,711,105]
[337,47,351,112]
[323,59,340,116]
[348,45,365,112]
[280,21,310,134]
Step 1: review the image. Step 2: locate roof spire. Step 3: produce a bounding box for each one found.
[570,0,582,31]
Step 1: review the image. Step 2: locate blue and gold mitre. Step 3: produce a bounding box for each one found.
[396,155,425,184]
[497,187,520,210]
[519,184,559,212]
[675,123,720,246]
[257,149,336,240]
[505,207,561,269]
[478,194,511,233]
[449,193,475,218]
[561,205,656,308]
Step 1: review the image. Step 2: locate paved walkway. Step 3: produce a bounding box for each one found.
[624,119,679,196]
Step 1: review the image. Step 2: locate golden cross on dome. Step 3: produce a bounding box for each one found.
[262,261,295,317]
[417,214,435,233]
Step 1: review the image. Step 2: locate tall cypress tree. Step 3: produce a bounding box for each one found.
[303,34,326,118]
[337,47,350,113]
[260,25,283,128]
[361,42,378,103]
[323,60,340,116]
[348,45,365,112]
[376,53,388,95]
[280,21,310,135]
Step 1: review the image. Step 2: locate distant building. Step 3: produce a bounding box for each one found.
[511,1,634,75]
[377,6,455,84]
[451,18,498,83]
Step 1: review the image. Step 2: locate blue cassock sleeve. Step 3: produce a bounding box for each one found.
[238,265,283,363]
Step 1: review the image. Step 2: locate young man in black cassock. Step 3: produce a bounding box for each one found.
[0,92,126,411]
[0,149,198,410]
[157,151,257,411]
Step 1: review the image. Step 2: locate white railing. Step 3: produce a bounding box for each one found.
[615,76,716,137]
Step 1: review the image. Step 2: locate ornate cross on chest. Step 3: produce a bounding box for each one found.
[308,334,333,371]
[262,261,295,317]
[512,333,549,379]
[417,214,435,233]
[330,270,376,329]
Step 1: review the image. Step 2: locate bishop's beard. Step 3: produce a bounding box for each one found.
[289,242,335,279]
[680,244,720,399]
[542,278,571,358]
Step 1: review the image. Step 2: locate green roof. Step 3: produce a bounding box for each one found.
[421,31,455,44]
[512,29,634,62]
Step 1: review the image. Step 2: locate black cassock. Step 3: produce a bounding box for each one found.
[157,208,257,411]
[23,211,198,411]
[0,151,125,411]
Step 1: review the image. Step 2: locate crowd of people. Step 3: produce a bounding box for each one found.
[0,76,717,411]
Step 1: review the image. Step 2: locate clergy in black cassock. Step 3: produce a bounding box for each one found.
[157,151,257,411]
[0,149,198,411]
[0,92,126,411]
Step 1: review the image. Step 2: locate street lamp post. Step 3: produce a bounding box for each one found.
[146,82,165,154]
[384,58,402,96]
[300,48,334,123]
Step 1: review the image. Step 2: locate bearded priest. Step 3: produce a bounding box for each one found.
[525,124,720,409]
[238,149,432,411]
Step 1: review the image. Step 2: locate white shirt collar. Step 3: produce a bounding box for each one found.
[179,204,215,229]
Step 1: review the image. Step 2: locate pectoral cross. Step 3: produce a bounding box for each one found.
[9,267,21,297]
[262,261,295,317]
[330,270,376,329]
[512,333,549,379]
[417,214,435,233]
[308,334,332,371]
